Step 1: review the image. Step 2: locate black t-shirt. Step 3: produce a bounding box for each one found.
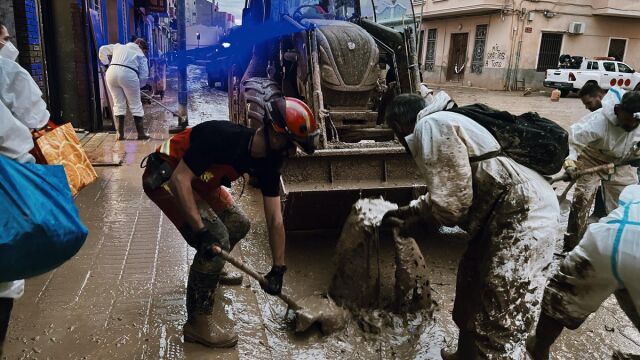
[183,121,283,197]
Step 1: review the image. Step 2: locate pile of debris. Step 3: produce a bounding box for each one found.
[329,198,436,334]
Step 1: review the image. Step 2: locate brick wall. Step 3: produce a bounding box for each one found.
[12,0,48,99]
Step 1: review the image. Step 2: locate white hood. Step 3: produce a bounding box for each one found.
[416,91,456,120]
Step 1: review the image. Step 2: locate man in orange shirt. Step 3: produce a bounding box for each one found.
[142,97,318,348]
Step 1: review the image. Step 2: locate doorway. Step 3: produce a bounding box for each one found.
[447,33,469,81]
[608,38,627,61]
[536,33,563,72]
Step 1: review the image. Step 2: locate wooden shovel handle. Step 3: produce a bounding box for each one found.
[550,163,615,184]
[215,248,301,310]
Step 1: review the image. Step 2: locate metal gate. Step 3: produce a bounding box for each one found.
[536,33,563,72]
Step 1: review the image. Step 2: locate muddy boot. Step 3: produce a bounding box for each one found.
[441,331,477,360]
[219,270,243,286]
[183,269,238,348]
[134,116,150,140]
[115,115,125,140]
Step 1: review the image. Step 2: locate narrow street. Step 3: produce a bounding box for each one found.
[3,69,640,360]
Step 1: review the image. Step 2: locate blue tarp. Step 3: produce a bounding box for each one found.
[0,155,88,282]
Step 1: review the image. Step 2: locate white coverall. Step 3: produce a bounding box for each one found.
[99,43,148,117]
[0,56,49,300]
[565,87,640,250]
[542,184,640,331]
[406,92,560,359]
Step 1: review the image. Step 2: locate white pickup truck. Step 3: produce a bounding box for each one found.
[544,58,640,97]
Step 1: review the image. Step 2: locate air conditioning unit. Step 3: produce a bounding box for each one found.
[568,22,586,34]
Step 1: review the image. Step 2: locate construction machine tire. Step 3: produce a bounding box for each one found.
[242,77,283,129]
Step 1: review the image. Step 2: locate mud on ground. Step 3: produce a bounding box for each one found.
[3,73,639,360]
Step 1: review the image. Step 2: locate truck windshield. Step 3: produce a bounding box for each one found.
[362,0,418,29]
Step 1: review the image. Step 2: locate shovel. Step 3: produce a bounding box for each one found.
[551,164,616,213]
[140,90,187,124]
[213,247,348,334]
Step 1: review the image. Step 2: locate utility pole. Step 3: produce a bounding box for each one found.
[170,0,188,133]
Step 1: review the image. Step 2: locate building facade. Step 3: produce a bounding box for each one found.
[417,0,640,90]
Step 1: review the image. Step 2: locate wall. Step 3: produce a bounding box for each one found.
[48,0,96,129]
[195,0,212,25]
[420,0,640,90]
[421,13,513,89]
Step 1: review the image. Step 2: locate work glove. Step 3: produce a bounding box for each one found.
[195,227,222,260]
[563,159,579,180]
[262,265,287,296]
[381,205,418,226]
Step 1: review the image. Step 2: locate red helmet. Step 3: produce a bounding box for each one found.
[266,97,320,154]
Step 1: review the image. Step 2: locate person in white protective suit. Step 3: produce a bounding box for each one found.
[383,92,560,359]
[563,90,640,252]
[527,184,640,360]
[0,22,50,355]
[99,38,150,140]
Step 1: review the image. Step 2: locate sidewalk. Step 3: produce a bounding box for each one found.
[3,68,639,359]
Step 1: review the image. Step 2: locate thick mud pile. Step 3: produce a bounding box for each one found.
[329,198,436,325]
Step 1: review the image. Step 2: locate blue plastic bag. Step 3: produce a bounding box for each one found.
[0,155,88,282]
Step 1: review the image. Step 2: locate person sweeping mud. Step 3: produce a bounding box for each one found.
[383,92,560,359]
[142,97,319,348]
[563,90,640,252]
[527,185,640,360]
[99,38,151,140]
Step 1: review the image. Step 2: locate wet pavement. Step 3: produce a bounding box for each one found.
[3,70,640,359]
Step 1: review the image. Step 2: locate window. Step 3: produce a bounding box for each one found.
[603,62,616,72]
[608,38,627,62]
[425,28,437,72]
[587,61,599,70]
[617,62,634,73]
[536,33,563,72]
[471,24,488,74]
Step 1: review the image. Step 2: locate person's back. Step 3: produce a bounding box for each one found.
[528,185,640,360]
[578,186,640,308]
[407,93,557,236]
[385,92,560,359]
[98,39,150,140]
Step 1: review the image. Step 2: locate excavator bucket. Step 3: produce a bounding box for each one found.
[281,146,426,234]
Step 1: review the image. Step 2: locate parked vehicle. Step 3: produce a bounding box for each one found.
[544,56,640,97]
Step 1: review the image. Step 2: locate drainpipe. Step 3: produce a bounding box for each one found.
[512,14,525,90]
[171,0,188,132]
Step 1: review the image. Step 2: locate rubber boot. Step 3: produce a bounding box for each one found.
[134,116,150,140]
[115,115,125,140]
[183,268,238,348]
[441,331,477,360]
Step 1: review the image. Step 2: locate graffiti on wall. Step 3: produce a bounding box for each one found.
[485,44,506,68]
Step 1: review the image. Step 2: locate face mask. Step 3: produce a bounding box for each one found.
[0,41,19,61]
